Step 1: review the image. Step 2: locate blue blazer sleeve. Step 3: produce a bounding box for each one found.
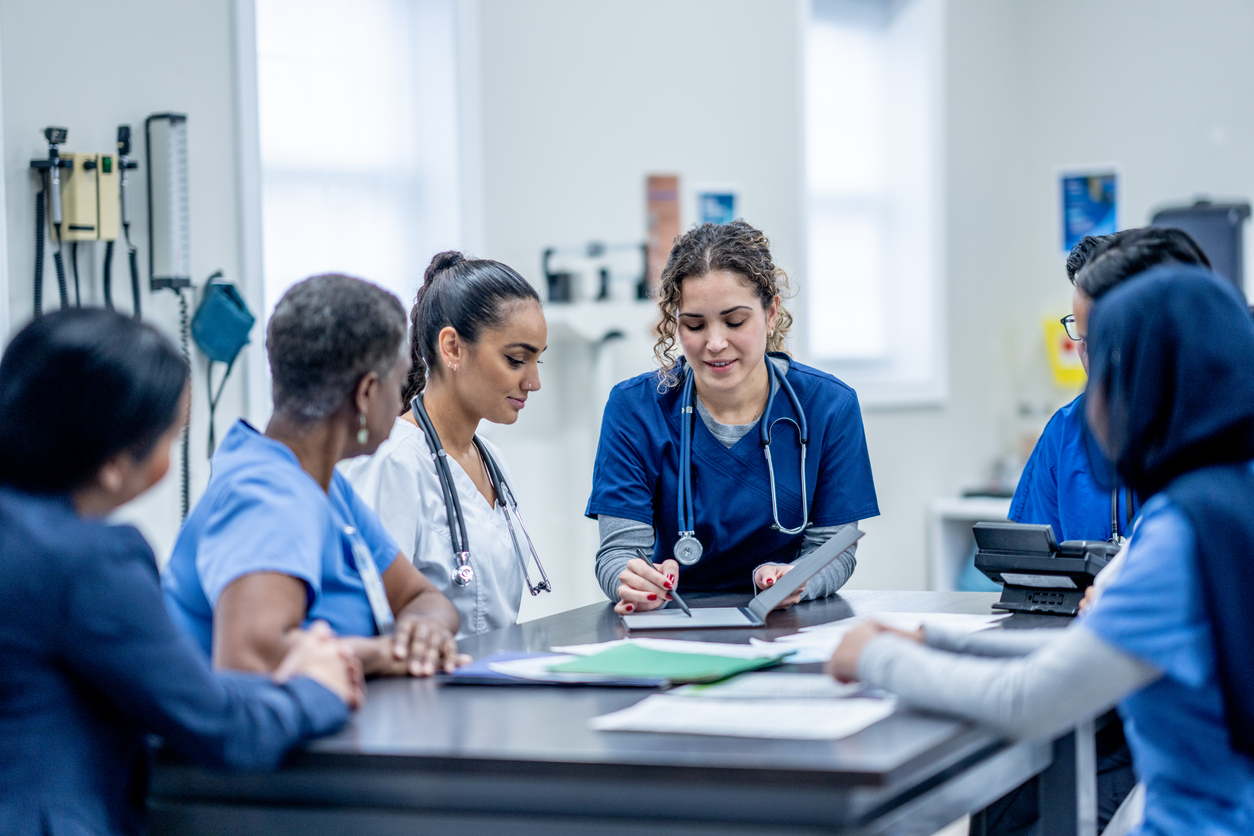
[61,526,347,770]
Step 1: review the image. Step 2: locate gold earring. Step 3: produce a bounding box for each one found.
[357,413,369,445]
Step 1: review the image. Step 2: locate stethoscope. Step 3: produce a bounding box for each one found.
[673,353,810,566]
[410,396,552,596]
[1109,485,1134,546]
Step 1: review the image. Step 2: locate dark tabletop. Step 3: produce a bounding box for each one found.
[288,590,1065,783]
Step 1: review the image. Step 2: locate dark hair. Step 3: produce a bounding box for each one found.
[267,274,407,424]
[401,251,540,407]
[0,308,188,492]
[1075,226,1210,299]
[1065,234,1116,284]
[653,220,793,390]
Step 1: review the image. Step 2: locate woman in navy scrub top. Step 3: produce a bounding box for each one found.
[0,310,360,836]
[587,221,878,614]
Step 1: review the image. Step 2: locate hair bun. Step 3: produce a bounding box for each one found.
[424,251,465,285]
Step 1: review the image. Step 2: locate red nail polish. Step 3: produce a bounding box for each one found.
[663,582,673,590]
[647,594,658,601]
[766,577,775,585]
[625,603,634,612]
[667,574,676,583]
[666,594,673,601]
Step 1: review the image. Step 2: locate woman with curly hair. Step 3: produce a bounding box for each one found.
[586,221,878,613]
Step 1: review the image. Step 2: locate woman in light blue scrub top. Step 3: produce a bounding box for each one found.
[164,273,465,678]
[828,267,1254,836]
[587,221,878,614]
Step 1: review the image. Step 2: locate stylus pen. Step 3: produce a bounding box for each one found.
[668,588,693,618]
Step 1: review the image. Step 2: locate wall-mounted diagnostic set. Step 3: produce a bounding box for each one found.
[29,125,142,317]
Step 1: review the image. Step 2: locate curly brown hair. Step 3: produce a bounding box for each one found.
[653,220,793,390]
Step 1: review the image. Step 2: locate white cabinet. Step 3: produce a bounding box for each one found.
[927,496,1012,591]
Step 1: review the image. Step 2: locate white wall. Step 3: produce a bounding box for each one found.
[1,0,249,560]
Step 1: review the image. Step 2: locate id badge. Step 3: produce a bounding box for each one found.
[344,525,395,635]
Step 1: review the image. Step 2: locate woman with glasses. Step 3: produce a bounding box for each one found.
[830,266,1254,836]
[587,221,878,614]
[340,252,550,638]
[163,274,466,678]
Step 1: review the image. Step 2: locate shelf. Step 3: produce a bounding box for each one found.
[543,300,658,344]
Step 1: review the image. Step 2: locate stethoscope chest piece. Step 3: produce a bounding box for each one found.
[453,553,474,586]
[673,533,703,566]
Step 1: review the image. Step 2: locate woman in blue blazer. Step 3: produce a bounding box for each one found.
[0,309,362,836]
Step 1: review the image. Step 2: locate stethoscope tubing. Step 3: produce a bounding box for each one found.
[675,354,811,554]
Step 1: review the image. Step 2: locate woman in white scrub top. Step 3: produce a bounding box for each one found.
[341,251,547,637]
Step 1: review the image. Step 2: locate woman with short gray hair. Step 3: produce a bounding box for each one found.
[164,273,467,679]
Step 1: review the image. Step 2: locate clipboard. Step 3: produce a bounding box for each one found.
[621,527,864,630]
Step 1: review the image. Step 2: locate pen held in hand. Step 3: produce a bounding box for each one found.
[668,587,693,617]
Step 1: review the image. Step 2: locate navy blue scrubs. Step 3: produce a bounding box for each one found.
[1010,395,1138,541]
[586,357,879,593]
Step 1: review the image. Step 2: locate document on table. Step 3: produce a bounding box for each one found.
[549,644,784,684]
[674,672,863,699]
[552,637,785,659]
[589,693,896,740]
[750,612,1010,664]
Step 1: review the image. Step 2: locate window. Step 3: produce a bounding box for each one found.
[255,0,464,315]
[804,0,945,405]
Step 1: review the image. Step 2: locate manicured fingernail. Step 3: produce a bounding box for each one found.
[663,581,673,590]
[647,594,658,601]
[667,574,676,582]
[625,603,634,612]
[666,594,673,601]
[766,577,775,585]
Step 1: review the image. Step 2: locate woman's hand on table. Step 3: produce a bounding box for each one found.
[343,615,470,677]
[1078,584,1099,613]
[615,557,679,615]
[825,621,924,683]
[274,621,366,709]
[754,564,805,610]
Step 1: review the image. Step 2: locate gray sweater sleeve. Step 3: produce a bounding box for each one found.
[756,523,859,600]
[857,625,1161,740]
[924,625,1058,657]
[595,515,655,600]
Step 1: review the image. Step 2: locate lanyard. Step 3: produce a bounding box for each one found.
[343,525,394,635]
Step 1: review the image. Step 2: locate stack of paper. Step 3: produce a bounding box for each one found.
[673,672,863,699]
[751,612,1010,664]
[552,637,782,659]
[589,693,896,740]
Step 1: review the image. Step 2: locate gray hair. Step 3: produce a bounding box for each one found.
[266,273,407,424]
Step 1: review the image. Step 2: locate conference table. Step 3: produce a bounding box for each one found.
[149,590,1092,836]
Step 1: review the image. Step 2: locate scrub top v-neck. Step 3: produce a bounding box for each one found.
[340,417,525,637]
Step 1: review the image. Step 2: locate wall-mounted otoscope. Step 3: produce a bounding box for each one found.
[104,125,142,317]
[29,127,73,316]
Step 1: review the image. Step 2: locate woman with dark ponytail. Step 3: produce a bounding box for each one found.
[341,251,548,636]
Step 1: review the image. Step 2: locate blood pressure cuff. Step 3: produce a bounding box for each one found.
[192,282,254,364]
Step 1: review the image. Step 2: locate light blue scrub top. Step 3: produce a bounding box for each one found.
[1082,491,1254,835]
[163,420,400,656]
[1010,395,1137,542]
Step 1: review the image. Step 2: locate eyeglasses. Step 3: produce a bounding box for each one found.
[1060,315,1084,343]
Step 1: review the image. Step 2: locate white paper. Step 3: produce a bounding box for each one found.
[751,612,1010,664]
[552,637,784,660]
[673,672,863,699]
[589,694,896,740]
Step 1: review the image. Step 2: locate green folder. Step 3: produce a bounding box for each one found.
[547,645,785,684]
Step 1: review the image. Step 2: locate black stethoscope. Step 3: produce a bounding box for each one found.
[410,396,552,596]
[673,353,811,566]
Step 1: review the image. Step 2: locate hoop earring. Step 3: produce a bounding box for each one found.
[357,413,369,445]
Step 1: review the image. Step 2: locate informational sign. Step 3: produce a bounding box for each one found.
[697,187,738,225]
[1060,169,1118,253]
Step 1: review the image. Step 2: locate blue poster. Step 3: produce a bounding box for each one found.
[1061,172,1117,252]
[699,190,738,225]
